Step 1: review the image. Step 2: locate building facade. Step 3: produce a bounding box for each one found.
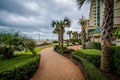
[87,0,120,42]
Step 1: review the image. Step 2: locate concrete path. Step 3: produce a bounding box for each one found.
[31,47,84,80]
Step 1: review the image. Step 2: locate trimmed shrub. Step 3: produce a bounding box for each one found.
[73,49,101,66]
[93,42,116,50]
[73,46,120,75]
[53,40,58,43]
[54,45,74,54]
[93,42,101,50]
[0,54,40,80]
[63,49,75,54]
[110,46,120,74]
[54,45,64,54]
[71,53,108,80]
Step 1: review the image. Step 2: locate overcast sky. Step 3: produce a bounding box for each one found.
[0,0,90,40]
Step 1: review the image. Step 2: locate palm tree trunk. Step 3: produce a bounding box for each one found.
[61,29,64,50]
[69,35,70,40]
[100,0,114,72]
[70,34,71,39]
[58,31,60,46]
[59,29,62,48]
[81,28,86,49]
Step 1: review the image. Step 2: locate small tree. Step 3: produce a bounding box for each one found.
[0,32,36,59]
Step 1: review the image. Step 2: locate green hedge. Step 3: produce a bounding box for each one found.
[54,45,64,54]
[93,42,116,50]
[93,42,120,74]
[110,46,120,74]
[73,46,120,75]
[93,42,101,50]
[71,53,108,80]
[0,54,40,80]
[54,45,74,54]
[72,49,101,67]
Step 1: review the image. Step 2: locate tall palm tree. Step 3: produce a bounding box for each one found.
[78,16,86,49]
[51,17,71,49]
[59,17,71,49]
[67,31,72,40]
[76,0,119,72]
[51,20,61,46]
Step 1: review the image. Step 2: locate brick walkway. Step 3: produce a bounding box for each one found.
[30,47,85,80]
[68,45,81,50]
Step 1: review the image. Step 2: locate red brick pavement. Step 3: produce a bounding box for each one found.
[68,45,81,50]
[30,47,84,80]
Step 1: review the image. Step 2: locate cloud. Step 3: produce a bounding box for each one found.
[0,0,90,39]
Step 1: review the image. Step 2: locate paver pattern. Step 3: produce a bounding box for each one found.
[31,46,84,80]
[68,45,81,50]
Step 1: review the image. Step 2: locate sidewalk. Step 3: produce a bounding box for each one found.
[30,47,84,80]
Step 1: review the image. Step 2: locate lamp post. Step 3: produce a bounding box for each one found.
[39,34,40,43]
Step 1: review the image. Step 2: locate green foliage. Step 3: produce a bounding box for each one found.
[71,53,108,80]
[0,54,40,80]
[54,45,73,54]
[73,49,101,66]
[73,46,120,75]
[63,49,75,54]
[22,38,36,54]
[70,39,81,45]
[54,45,64,54]
[53,40,58,43]
[76,39,82,44]
[93,42,101,50]
[110,46,120,74]
[0,32,36,59]
[114,28,120,39]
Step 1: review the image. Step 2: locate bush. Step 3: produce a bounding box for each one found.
[110,46,120,74]
[71,53,108,80]
[70,39,81,45]
[76,39,82,44]
[73,46,120,75]
[54,45,74,54]
[53,40,58,43]
[93,42,116,50]
[0,54,40,80]
[0,32,36,59]
[63,49,75,54]
[54,45,63,54]
[93,42,101,50]
[72,49,101,67]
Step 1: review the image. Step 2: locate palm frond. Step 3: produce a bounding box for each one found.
[76,0,95,9]
[78,16,86,27]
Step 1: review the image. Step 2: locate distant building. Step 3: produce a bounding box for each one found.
[86,0,120,42]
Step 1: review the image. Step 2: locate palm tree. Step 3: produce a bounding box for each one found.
[59,17,71,49]
[76,0,119,72]
[67,31,72,40]
[78,16,86,49]
[51,17,71,49]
